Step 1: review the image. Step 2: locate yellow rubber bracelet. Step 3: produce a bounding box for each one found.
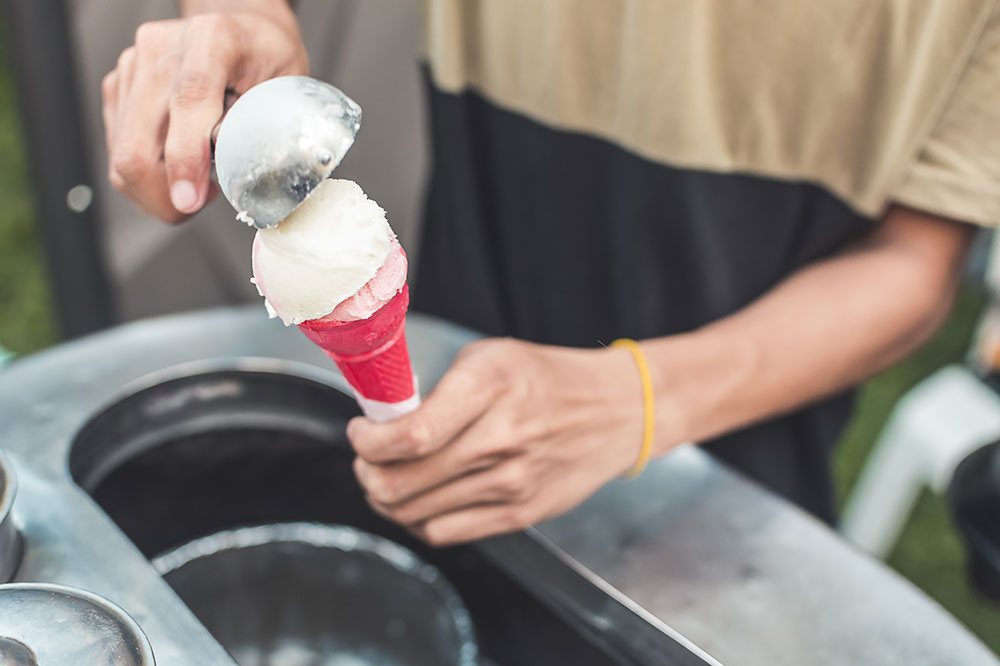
[611,338,655,478]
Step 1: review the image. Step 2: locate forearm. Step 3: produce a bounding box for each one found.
[181,0,290,13]
[180,0,298,31]
[645,205,975,455]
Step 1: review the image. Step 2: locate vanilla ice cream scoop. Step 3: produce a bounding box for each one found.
[251,179,401,325]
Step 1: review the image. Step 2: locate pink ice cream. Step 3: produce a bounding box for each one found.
[322,239,407,322]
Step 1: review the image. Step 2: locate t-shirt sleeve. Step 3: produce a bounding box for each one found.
[891,2,1000,227]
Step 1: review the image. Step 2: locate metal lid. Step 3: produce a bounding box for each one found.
[0,583,156,666]
[0,450,20,583]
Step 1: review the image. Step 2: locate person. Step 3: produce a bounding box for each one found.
[102,0,998,545]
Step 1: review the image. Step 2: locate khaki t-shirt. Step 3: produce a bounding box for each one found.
[425,0,1000,225]
[413,1,1000,520]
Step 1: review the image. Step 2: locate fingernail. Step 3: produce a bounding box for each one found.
[170,180,198,212]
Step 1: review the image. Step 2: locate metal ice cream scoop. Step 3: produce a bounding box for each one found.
[214,76,362,229]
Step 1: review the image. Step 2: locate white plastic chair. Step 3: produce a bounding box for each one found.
[841,364,1000,557]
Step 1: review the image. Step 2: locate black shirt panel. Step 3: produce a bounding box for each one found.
[414,75,873,522]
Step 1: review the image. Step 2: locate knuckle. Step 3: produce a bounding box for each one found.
[101,72,117,97]
[171,70,217,107]
[510,372,541,404]
[351,433,386,465]
[163,133,205,168]
[454,345,509,393]
[108,169,126,191]
[366,470,399,505]
[134,21,162,48]
[465,337,514,363]
[117,46,136,70]
[486,337,522,359]
[478,423,518,460]
[403,418,437,456]
[507,505,534,531]
[422,521,450,547]
[193,12,228,31]
[459,338,491,357]
[390,504,418,526]
[352,456,366,479]
[191,12,236,41]
[494,420,520,451]
[112,150,153,181]
[494,464,528,499]
[485,341,519,375]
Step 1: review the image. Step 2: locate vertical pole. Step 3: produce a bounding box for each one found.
[3,0,115,339]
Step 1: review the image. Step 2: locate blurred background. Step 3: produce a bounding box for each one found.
[0,0,998,653]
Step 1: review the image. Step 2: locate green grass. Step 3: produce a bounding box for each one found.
[891,490,1000,650]
[0,17,997,655]
[0,24,55,355]
[836,284,1000,652]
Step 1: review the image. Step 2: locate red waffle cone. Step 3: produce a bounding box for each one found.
[298,284,416,404]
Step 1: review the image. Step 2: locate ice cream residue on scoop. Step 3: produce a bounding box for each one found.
[251,178,395,325]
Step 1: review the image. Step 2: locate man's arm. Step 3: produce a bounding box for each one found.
[181,0,281,10]
[346,205,974,545]
[643,204,974,456]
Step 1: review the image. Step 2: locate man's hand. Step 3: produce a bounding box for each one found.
[347,206,972,546]
[347,338,652,546]
[102,2,308,222]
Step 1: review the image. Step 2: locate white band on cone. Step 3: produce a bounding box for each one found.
[353,376,421,422]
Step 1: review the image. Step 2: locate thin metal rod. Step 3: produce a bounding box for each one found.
[3,0,115,338]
